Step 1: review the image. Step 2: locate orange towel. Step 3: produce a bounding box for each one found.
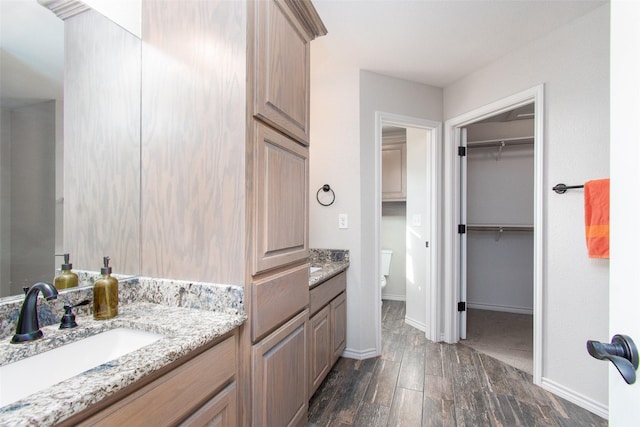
[584,179,610,259]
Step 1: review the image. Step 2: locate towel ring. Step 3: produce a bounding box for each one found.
[316,184,335,206]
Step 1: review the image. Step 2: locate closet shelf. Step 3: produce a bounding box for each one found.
[467,224,533,232]
[467,136,534,149]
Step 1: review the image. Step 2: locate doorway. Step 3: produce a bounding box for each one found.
[374,112,441,353]
[460,103,535,375]
[443,85,544,384]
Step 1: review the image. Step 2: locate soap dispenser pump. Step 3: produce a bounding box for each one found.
[93,256,118,320]
[54,253,78,290]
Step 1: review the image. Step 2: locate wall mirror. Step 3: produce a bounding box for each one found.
[0,0,141,299]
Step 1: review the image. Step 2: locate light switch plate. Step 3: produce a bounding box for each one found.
[412,214,422,226]
[338,214,348,229]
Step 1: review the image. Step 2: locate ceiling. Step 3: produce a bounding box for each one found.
[312,0,607,88]
[0,0,607,100]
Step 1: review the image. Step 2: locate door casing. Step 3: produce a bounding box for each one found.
[442,84,544,385]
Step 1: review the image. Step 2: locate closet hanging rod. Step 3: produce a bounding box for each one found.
[552,183,584,194]
[467,136,534,149]
[467,225,534,232]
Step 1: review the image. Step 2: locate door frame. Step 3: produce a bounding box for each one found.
[374,111,442,348]
[442,84,544,384]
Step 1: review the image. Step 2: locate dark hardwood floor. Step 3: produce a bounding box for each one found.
[307,300,606,427]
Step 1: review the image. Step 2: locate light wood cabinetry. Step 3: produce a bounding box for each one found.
[252,124,309,275]
[65,334,237,426]
[253,0,322,145]
[308,272,347,397]
[251,264,309,342]
[180,383,237,427]
[382,141,407,201]
[244,1,326,426]
[330,291,347,364]
[252,309,309,427]
[309,305,331,394]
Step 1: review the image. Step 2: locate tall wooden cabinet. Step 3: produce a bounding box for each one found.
[245,1,326,427]
[74,0,327,424]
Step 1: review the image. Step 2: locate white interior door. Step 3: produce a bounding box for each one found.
[608,1,640,424]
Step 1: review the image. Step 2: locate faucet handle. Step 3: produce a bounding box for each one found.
[59,299,90,329]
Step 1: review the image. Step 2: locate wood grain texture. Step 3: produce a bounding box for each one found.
[309,271,346,316]
[180,383,237,427]
[330,291,346,364]
[63,9,140,275]
[308,301,606,427]
[252,123,309,274]
[252,309,308,427]
[78,335,236,426]
[309,305,331,396]
[141,0,247,284]
[253,0,311,144]
[251,263,309,342]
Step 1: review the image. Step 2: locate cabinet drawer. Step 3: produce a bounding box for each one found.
[78,335,236,426]
[309,272,346,317]
[252,264,309,343]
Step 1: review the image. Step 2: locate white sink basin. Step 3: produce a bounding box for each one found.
[0,327,163,407]
[310,266,322,274]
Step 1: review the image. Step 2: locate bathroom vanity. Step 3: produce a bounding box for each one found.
[308,249,349,397]
[0,279,246,426]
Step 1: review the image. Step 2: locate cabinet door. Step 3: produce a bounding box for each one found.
[382,142,407,201]
[309,305,331,397]
[252,123,309,274]
[179,383,237,427]
[253,0,312,144]
[330,292,347,365]
[253,309,308,427]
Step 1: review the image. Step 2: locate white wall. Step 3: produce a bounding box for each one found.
[444,4,610,414]
[310,59,442,356]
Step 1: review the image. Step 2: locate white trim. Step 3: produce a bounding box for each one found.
[341,347,379,360]
[381,294,406,301]
[375,111,442,348]
[443,85,544,387]
[541,378,608,420]
[405,316,426,332]
[467,302,533,316]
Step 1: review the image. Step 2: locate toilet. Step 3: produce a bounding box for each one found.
[381,249,393,288]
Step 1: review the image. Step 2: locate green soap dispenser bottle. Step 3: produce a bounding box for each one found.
[93,256,118,320]
[54,253,78,290]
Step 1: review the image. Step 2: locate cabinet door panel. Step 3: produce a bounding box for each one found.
[253,124,309,274]
[253,310,308,427]
[180,383,237,427]
[309,305,331,397]
[254,0,311,144]
[331,292,347,364]
[381,142,407,201]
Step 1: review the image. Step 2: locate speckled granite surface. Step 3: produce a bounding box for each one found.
[309,249,350,288]
[0,276,245,426]
[0,273,244,341]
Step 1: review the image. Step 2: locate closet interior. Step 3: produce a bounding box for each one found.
[462,103,535,375]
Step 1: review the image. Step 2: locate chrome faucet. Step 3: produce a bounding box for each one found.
[11,282,59,343]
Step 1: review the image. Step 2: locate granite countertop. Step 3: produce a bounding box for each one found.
[308,248,350,288]
[0,278,246,426]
